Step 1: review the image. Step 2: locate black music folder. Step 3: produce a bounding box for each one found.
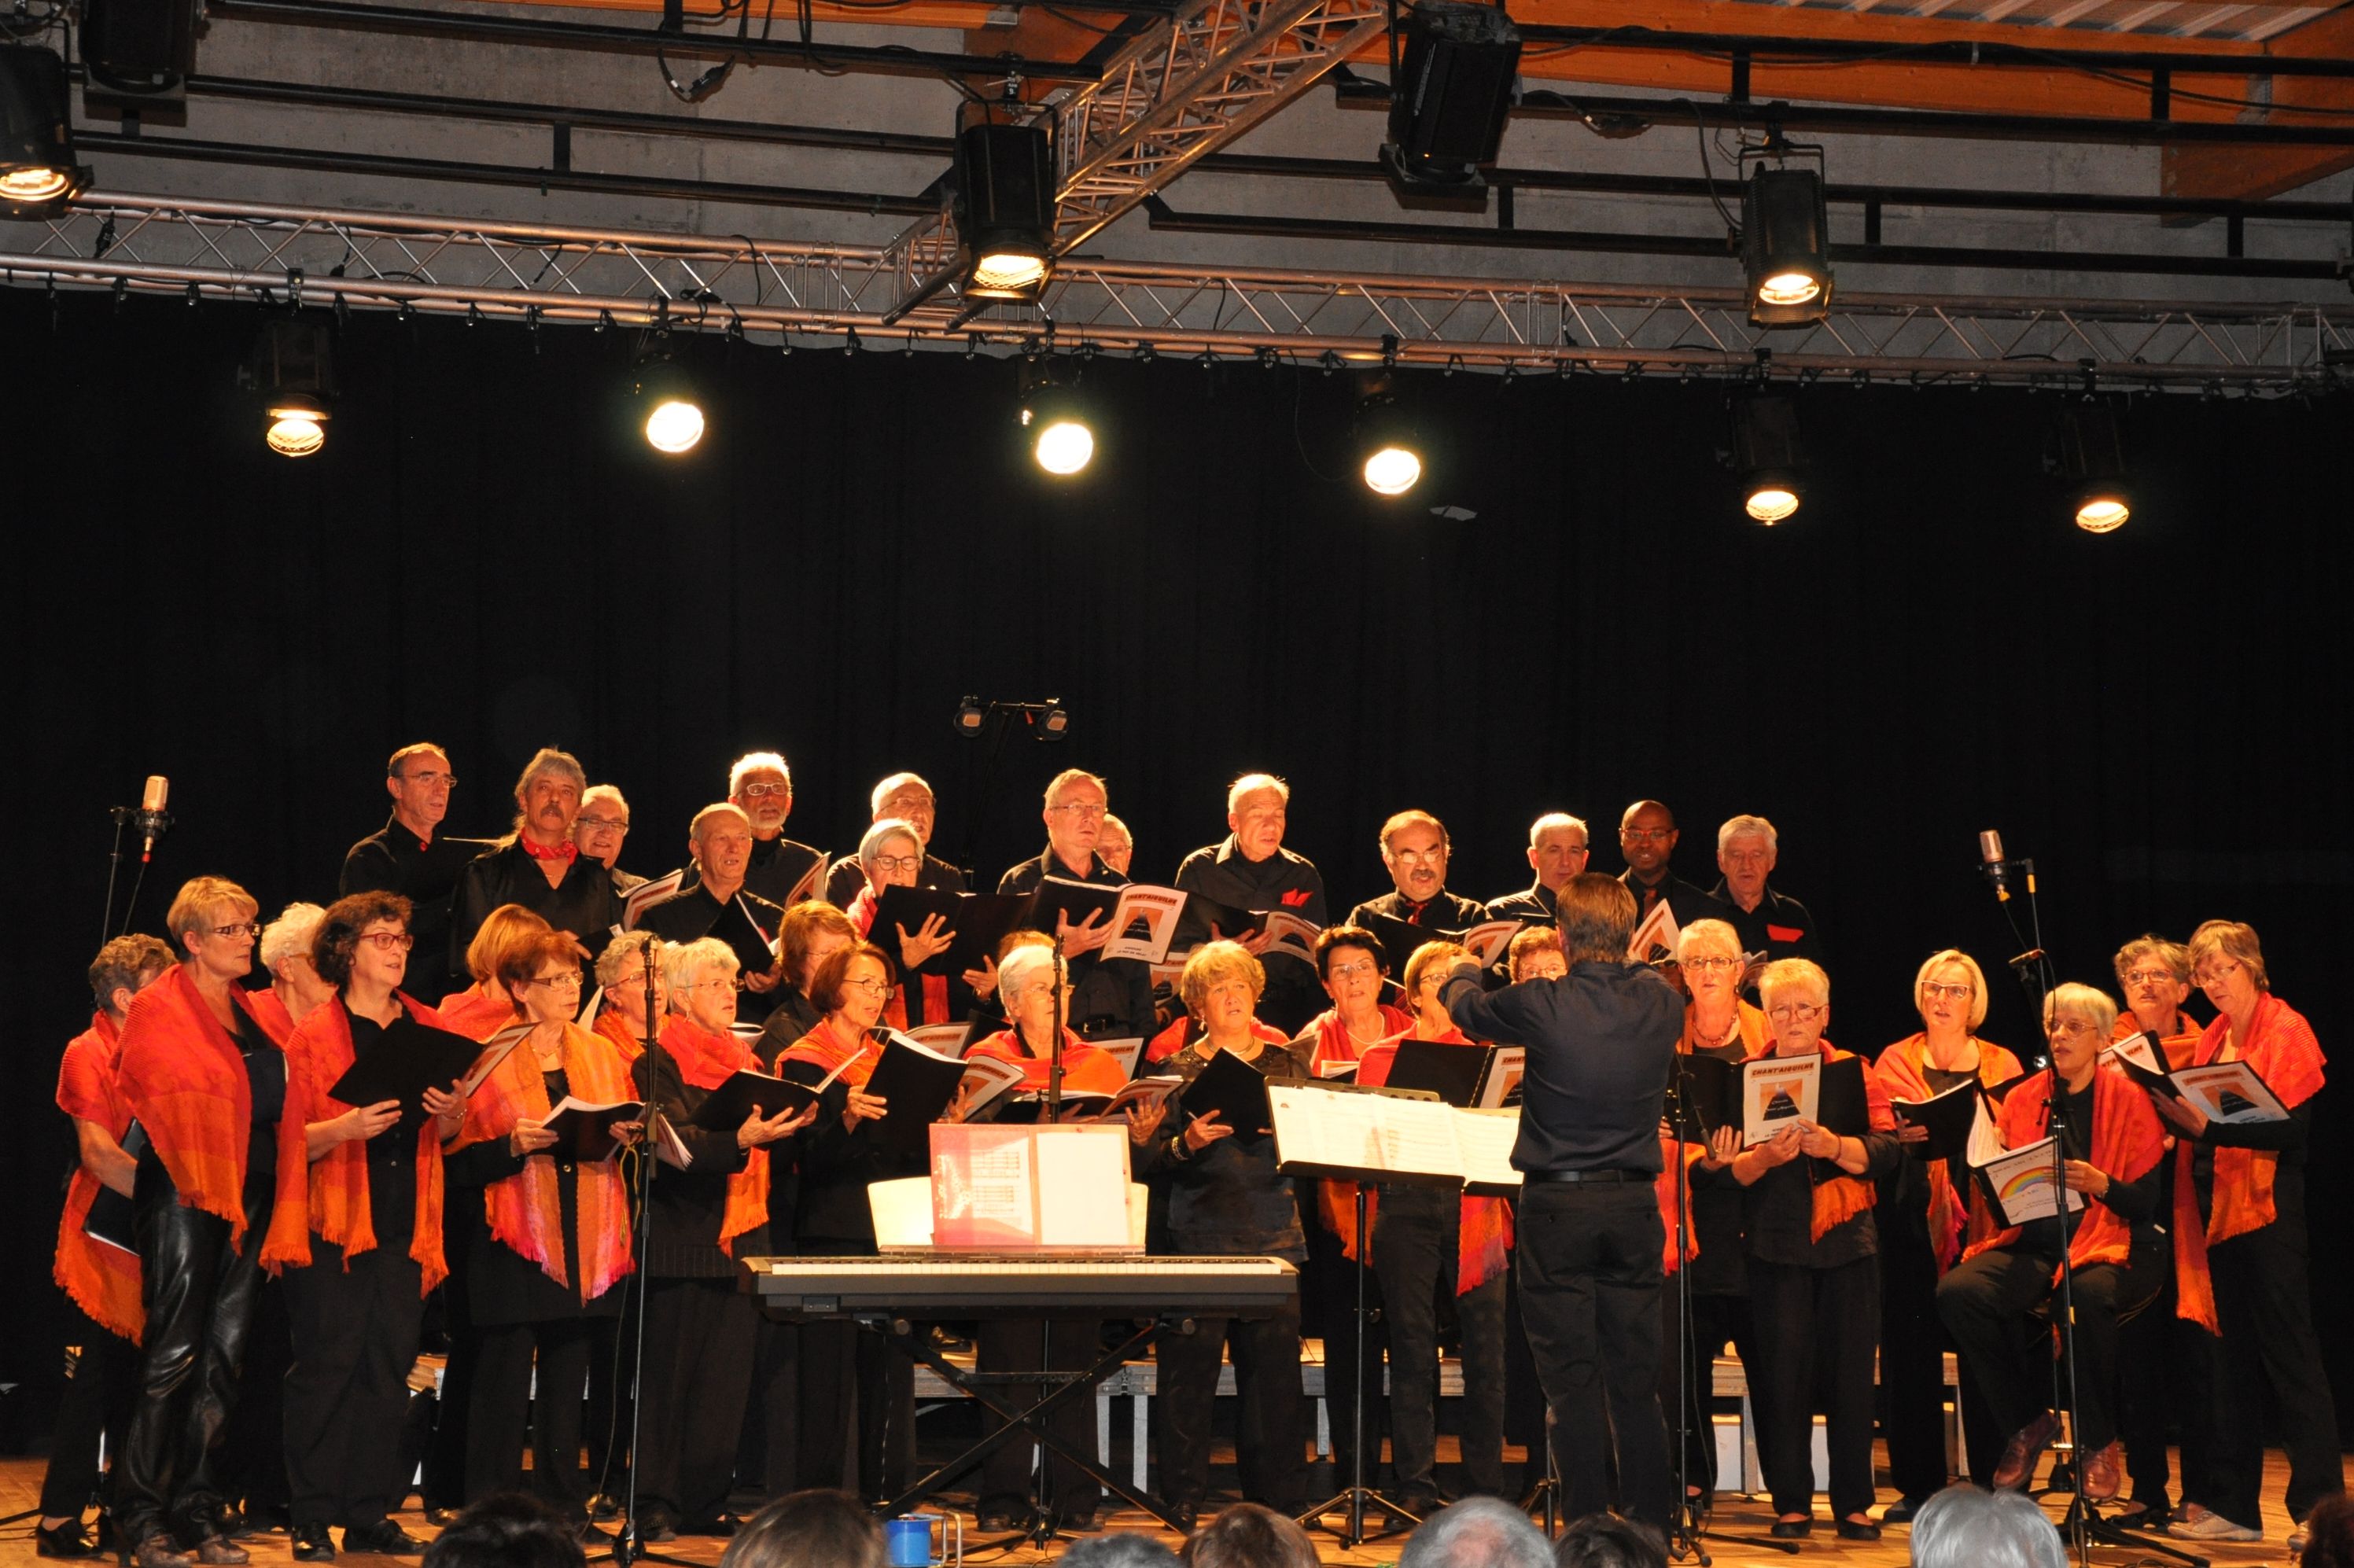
[327,1016,490,1110]
[857,1035,969,1155]
[1357,910,1453,979]
[1382,1040,1488,1108]
[1178,1047,1276,1139]
[1667,1053,1737,1143]
[709,895,781,979]
[541,1098,646,1162]
[1027,877,1123,936]
[1891,1077,1981,1161]
[687,1069,824,1131]
[867,886,1035,977]
[1815,1055,1871,1137]
[83,1121,146,1253]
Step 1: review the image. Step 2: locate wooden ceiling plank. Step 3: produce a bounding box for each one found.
[2163,1,2354,197]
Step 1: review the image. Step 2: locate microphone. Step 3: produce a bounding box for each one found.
[136,775,172,863]
[1977,829,2010,900]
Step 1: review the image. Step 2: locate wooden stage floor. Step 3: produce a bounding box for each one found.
[0,1446,2312,1567]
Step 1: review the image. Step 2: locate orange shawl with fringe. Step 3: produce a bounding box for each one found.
[658,1015,771,1257]
[964,1029,1129,1094]
[1342,1033,1516,1294]
[1659,1002,1772,1275]
[438,984,521,1042]
[261,996,451,1295]
[1873,1033,2023,1275]
[594,1006,649,1064]
[115,965,272,1246]
[455,1022,635,1301]
[55,1013,144,1342]
[2171,995,2326,1333]
[1963,1060,2164,1282]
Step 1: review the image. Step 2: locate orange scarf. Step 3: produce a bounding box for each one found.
[779,1018,877,1084]
[114,966,271,1246]
[2170,994,2326,1332]
[595,1005,649,1064]
[1657,1002,1772,1275]
[1964,1061,2164,1283]
[659,1015,771,1257]
[1873,1032,2024,1274]
[437,983,521,1042]
[54,1013,144,1342]
[260,996,450,1295]
[965,1029,1129,1094]
[1741,1037,1892,1243]
[1344,1032,1516,1294]
[455,1022,636,1301]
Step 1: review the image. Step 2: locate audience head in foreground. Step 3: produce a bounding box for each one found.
[717,1490,886,1568]
[1400,1497,1553,1568]
[1059,1533,1183,1568]
[1181,1503,1318,1568]
[1549,1511,1667,1568]
[419,1495,584,1568]
[1908,1485,2065,1568]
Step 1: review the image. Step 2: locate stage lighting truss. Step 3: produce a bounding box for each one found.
[1739,137,1833,329]
[0,46,90,219]
[238,314,333,457]
[7,195,2352,392]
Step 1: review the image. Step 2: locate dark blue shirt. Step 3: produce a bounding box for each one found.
[1442,960,1682,1176]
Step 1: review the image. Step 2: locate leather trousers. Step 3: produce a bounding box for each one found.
[116,1156,267,1547]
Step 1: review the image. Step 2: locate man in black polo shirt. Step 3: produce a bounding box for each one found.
[1707,814,1823,966]
[1616,801,1730,932]
[997,768,1153,1041]
[1440,874,1680,1531]
[1173,773,1327,1033]
[1345,810,1487,933]
[636,803,788,1024]
[341,743,483,989]
[1486,812,1590,922]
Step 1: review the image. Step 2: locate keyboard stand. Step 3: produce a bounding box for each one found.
[865,1311,1196,1532]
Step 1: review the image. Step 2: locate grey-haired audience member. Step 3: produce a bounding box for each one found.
[1908,1484,2066,1568]
[1181,1503,1319,1568]
[717,1489,886,1568]
[1400,1498,1554,1568]
[1551,1511,1668,1568]
[1059,1532,1183,1568]
[418,1494,584,1568]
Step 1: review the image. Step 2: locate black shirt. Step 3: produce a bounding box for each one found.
[1615,870,1729,933]
[2014,1076,2161,1256]
[1733,1058,1901,1270]
[1706,882,1824,966]
[742,835,829,911]
[341,818,487,988]
[1441,959,1681,1176]
[631,1047,763,1277]
[443,1067,625,1323]
[346,1012,423,1246]
[1483,883,1563,923]
[996,850,1155,1041]
[1133,1043,1309,1262]
[230,1001,286,1206]
[1345,888,1490,933]
[449,840,623,976]
[1175,838,1329,1032]
[823,851,965,909]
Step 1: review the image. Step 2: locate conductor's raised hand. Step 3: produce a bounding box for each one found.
[509,1117,558,1158]
[740,1101,814,1150]
[844,1088,889,1132]
[1057,908,1112,958]
[1181,1109,1232,1153]
[897,913,956,974]
[344,1099,403,1144]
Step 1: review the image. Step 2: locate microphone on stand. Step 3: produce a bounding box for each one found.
[135,775,173,863]
[1977,828,2010,901]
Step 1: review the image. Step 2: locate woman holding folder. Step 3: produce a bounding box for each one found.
[1129,940,1309,1526]
[1935,983,2164,1507]
[1700,958,1898,1541]
[2155,922,2341,1551]
[844,819,956,1030]
[632,937,812,1539]
[443,928,643,1520]
[1871,948,2021,1515]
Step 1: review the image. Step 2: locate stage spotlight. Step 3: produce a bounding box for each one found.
[80,0,198,116]
[0,46,90,217]
[240,316,334,458]
[1354,386,1424,495]
[1741,145,1833,328]
[953,695,989,738]
[956,120,1055,302]
[1038,702,1070,741]
[1727,393,1805,524]
[1380,1,1522,191]
[632,355,704,455]
[2052,402,2132,532]
[1018,363,1095,476]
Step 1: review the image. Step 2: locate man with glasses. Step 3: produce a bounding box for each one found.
[728,752,828,910]
[1346,810,1487,935]
[1707,815,1821,966]
[1616,801,1729,933]
[449,748,621,974]
[1486,813,1590,922]
[636,804,788,1024]
[1174,774,1328,1032]
[823,773,967,907]
[996,769,1153,1042]
[341,744,483,988]
[574,784,647,901]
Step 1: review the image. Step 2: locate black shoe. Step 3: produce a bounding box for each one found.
[1879,1496,1926,1525]
[132,1535,193,1568]
[584,1495,620,1522]
[2114,1500,2172,1532]
[339,1522,425,1556]
[36,1519,98,1559]
[631,1507,679,1545]
[1392,1494,1440,1522]
[1769,1518,1812,1539]
[975,1513,1025,1533]
[1161,1497,1204,1530]
[290,1523,336,1562]
[1054,1508,1103,1534]
[1837,1518,1882,1542]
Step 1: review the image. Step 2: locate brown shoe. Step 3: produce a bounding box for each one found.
[1991,1410,2062,1491]
[133,1535,196,1568]
[193,1538,249,1566]
[2081,1440,2125,1503]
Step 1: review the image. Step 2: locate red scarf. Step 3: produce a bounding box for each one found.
[520,833,579,863]
[1342,1030,1516,1294]
[779,1018,877,1085]
[455,1022,635,1301]
[595,1005,649,1064]
[1965,1060,2164,1283]
[115,966,273,1246]
[965,1029,1128,1094]
[54,1013,144,1342]
[659,1015,771,1255]
[1302,1004,1415,1074]
[1873,1032,2024,1275]
[2171,994,2326,1333]
[1740,1037,1893,1243]
[437,984,521,1043]
[261,995,450,1295]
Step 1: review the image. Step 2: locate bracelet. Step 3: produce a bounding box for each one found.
[1170,1134,1189,1162]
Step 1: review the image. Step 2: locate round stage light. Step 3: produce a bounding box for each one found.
[265,402,327,458]
[0,164,73,204]
[1362,444,1423,496]
[2075,492,2131,533]
[1755,270,1822,308]
[1031,415,1094,476]
[1744,482,1800,525]
[643,396,705,455]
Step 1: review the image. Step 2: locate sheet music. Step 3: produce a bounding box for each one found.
[1742,1054,1822,1146]
[1268,1084,1464,1183]
[1453,1108,1523,1190]
[946,1132,1037,1235]
[1981,1136,2083,1224]
[1033,1128,1134,1246]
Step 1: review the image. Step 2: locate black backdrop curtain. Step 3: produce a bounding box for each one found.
[4,287,2348,1443]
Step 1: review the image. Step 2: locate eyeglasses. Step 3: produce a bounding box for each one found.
[2045,1018,2098,1039]
[1766,1002,1825,1022]
[870,854,923,874]
[399,771,457,788]
[528,971,584,990]
[576,815,629,834]
[359,932,415,952]
[738,782,790,800]
[843,977,899,999]
[684,976,745,993]
[1048,802,1107,820]
[2193,960,2242,985]
[1391,848,1446,864]
[210,922,263,938]
[1682,956,1741,974]
[1327,961,1380,981]
[2120,967,2181,987]
[1621,827,1673,843]
[1921,981,1974,1002]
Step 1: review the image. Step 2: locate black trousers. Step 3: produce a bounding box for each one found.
[1301,1222,1386,1488]
[118,1162,267,1547]
[1747,1255,1879,1522]
[636,1277,757,1524]
[794,1236,915,1501]
[975,1317,1105,1518]
[466,1316,595,1517]
[38,1301,142,1519]
[1877,1230,2004,1496]
[2194,1224,2345,1526]
[1155,1300,1305,1513]
[739,1316,798,1497]
[1936,1239,2164,1460]
[217,1272,292,1516]
[1659,1290,1752,1499]
[422,1309,477,1511]
[1512,1183,1670,1531]
[2116,1268,2188,1509]
[587,1309,631,1498]
[1372,1209,1507,1499]
[282,1240,426,1533]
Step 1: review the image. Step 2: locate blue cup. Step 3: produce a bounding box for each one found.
[886,1514,948,1568]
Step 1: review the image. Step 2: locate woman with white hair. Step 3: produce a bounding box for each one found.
[1872,948,2022,1515]
[629,937,812,1539]
[1936,982,2165,1507]
[247,903,337,1039]
[1700,959,1898,1541]
[1909,1484,2067,1568]
[845,818,956,1029]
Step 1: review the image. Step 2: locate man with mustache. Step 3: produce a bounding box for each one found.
[448,748,621,973]
[1345,811,1486,934]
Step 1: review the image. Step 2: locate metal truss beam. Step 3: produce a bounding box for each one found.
[6,193,2349,391]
